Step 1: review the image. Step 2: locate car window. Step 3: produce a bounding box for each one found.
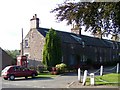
[14,66,20,71]
[22,67,29,71]
[20,67,24,71]
[2,66,11,72]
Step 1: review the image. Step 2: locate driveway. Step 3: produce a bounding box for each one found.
[1,72,78,88]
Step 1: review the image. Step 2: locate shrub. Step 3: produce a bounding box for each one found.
[42,28,62,70]
[55,63,67,74]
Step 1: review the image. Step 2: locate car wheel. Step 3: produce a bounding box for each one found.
[4,78,8,80]
[9,75,15,80]
[31,73,36,78]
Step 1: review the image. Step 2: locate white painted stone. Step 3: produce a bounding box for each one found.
[117,63,119,74]
[90,73,95,86]
[82,70,87,86]
[100,65,103,76]
[78,68,81,82]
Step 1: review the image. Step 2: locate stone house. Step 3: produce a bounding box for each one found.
[0,47,13,71]
[21,14,120,69]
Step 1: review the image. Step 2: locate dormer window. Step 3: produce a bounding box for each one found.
[71,34,82,42]
[44,30,48,33]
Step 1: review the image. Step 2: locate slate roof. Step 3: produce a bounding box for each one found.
[37,27,120,48]
[37,27,79,44]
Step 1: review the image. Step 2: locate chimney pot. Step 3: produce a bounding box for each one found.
[33,16,35,19]
[35,14,37,18]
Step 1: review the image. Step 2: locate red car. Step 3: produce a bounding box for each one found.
[1,65,38,80]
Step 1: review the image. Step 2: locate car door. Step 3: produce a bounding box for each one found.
[22,68,32,76]
[13,66,22,77]
[19,67,26,77]
[14,66,24,77]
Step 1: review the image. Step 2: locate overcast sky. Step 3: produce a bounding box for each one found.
[0,0,91,50]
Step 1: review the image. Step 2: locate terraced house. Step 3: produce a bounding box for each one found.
[21,14,120,69]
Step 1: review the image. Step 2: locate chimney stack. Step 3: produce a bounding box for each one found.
[30,14,39,29]
[71,24,81,36]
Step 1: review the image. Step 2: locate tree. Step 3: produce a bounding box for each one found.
[42,28,62,70]
[5,50,20,65]
[51,1,120,38]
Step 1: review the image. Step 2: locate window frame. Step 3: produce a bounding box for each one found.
[24,39,29,48]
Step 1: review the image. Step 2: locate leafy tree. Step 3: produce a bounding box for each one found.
[51,1,120,39]
[42,28,62,70]
[5,50,20,65]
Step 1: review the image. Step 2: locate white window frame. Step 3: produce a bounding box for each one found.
[24,39,29,48]
[24,53,30,58]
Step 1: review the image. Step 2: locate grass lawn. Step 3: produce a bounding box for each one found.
[36,72,57,78]
[86,73,120,86]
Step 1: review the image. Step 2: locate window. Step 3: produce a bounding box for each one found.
[82,42,85,48]
[100,56,102,62]
[69,54,75,65]
[116,42,119,49]
[71,34,82,42]
[24,53,30,58]
[61,56,63,62]
[82,55,86,62]
[112,43,115,49]
[44,30,48,33]
[71,34,85,47]
[14,66,20,71]
[95,48,97,53]
[113,55,115,60]
[25,39,29,48]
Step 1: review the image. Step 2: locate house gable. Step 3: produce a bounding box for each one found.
[23,29,45,62]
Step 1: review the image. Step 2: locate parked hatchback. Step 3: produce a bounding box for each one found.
[1,65,38,80]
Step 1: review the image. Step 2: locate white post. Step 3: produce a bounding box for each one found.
[82,70,87,86]
[78,68,81,82]
[90,73,95,86]
[116,63,119,74]
[100,65,103,76]
[0,76,1,90]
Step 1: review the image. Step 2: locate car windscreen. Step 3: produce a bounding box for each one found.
[2,66,11,72]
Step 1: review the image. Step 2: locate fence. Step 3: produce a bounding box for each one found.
[78,63,119,86]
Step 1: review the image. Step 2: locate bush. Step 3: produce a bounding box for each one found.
[55,63,67,74]
[51,67,58,75]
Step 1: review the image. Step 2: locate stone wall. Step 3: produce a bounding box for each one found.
[23,28,45,66]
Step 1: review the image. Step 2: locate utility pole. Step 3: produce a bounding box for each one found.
[21,28,24,56]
